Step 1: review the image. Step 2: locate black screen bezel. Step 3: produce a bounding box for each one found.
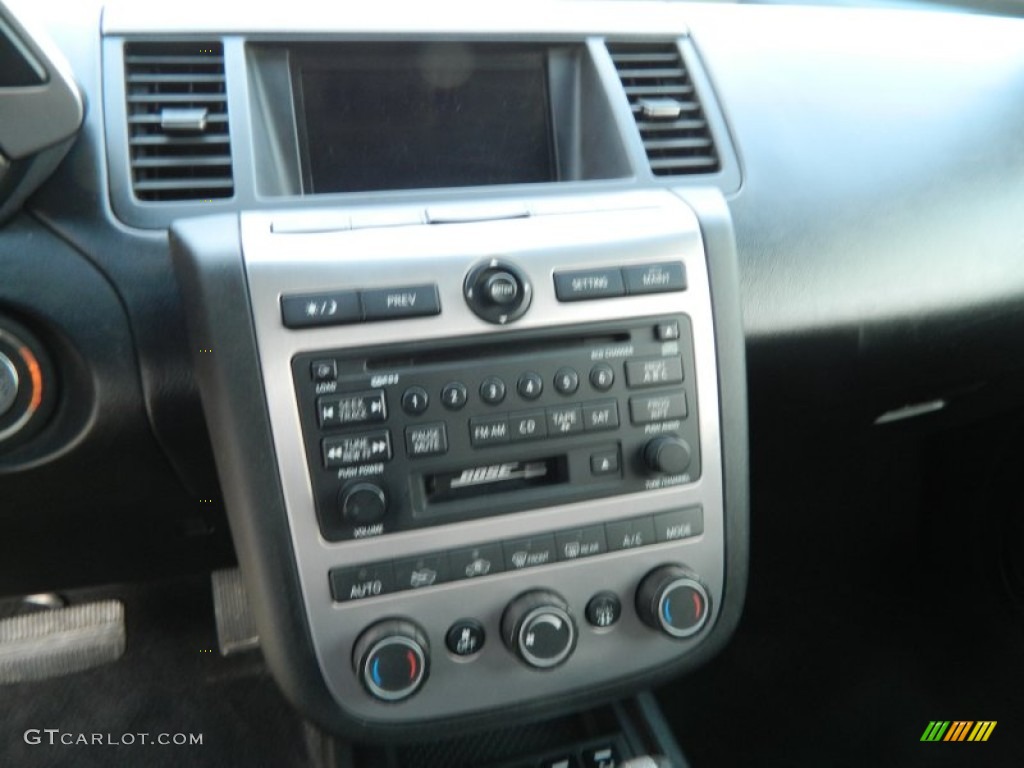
[291,43,558,195]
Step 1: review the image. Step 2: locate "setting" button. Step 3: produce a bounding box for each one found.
[553,267,626,302]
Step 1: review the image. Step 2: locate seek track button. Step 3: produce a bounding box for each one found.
[318,390,386,428]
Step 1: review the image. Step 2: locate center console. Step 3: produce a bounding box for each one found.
[155,10,748,741]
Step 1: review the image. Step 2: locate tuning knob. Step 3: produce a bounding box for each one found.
[636,565,710,639]
[501,590,577,669]
[643,436,691,475]
[353,619,429,702]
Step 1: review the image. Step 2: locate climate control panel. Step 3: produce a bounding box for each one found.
[354,566,710,702]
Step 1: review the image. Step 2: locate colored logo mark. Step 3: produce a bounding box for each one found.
[920,721,996,742]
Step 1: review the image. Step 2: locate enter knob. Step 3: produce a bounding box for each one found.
[643,436,691,475]
[501,590,577,669]
[464,260,532,325]
[484,272,519,305]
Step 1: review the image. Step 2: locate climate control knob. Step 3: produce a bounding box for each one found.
[643,436,691,475]
[501,590,577,669]
[353,619,429,702]
[0,351,18,418]
[636,565,710,639]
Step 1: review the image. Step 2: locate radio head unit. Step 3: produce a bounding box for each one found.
[294,315,700,544]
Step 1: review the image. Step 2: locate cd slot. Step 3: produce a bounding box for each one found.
[365,331,629,370]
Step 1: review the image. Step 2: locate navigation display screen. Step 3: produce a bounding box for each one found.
[297,45,555,194]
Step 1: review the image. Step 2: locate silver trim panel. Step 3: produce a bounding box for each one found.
[241,189,726,723]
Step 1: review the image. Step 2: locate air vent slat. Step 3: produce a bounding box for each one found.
[124,55,224,66]
[615,67,686,80]
[124,41,234,202]
[610,52,679,64]
[131,156,233,169]
[632,102,701,116]
[623,84,694,98]
[636,119,708,133]
[609,41,719,177]
[649,156,719,171]
[642,137,714,152]
[128,114,228,125]
[126,93,228,105]
[127,73,226,84]
[134,178,235,192]
[129,134,229,147]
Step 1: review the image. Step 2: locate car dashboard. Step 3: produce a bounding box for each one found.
[2,0,1024,766]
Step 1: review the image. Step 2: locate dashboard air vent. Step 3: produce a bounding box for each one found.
[123,41,233,201]
[608,42,719,176]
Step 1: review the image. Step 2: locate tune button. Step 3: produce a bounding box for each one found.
[441,382,468,410]
[643,436,691,475]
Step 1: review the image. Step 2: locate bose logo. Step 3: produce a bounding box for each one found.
[450,462,547,489]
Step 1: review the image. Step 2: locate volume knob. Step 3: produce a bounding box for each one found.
[340,483,387,526]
